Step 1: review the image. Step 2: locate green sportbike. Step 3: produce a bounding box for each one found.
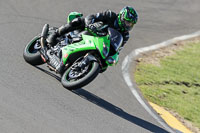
[23,12,123,90]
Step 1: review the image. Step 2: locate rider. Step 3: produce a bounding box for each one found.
[40,6,138,73]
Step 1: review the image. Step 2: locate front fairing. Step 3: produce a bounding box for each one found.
[108,28,123,52]
[105,28,123,66]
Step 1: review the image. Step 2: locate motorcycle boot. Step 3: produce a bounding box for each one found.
[47,31,58,47]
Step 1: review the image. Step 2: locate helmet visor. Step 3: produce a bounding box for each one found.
[124,20,134,31]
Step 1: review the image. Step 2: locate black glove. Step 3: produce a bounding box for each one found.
[87,22,107,36]
[88,22,103,31]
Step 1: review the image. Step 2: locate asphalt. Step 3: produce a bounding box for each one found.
[0,0,200,133]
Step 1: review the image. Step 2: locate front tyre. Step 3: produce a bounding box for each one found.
[61,58,100,90]
[23,36,44,65]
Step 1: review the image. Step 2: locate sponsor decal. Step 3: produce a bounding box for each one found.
[64,53,68,58]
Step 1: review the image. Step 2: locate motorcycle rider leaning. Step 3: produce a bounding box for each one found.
[40,6,138,73]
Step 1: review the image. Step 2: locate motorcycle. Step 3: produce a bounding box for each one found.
[23,12,123,90]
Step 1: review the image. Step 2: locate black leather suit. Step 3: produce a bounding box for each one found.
[49,10,129,47]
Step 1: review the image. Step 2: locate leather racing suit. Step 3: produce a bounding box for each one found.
[48,10,129,47]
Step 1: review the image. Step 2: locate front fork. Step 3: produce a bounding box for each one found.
[79,54,98,69]
[83,53,108,73]
[52,53,97,74]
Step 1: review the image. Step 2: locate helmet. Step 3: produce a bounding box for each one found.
[118,6,138,31]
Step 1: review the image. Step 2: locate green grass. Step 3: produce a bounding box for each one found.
[134,41,200,129]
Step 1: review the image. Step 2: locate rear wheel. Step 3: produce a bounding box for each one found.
[61,56,100,90]
[23,36,44,65]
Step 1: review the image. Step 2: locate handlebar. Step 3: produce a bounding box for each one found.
[87,24,108,37]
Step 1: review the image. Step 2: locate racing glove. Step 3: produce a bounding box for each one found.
[87,22,107,36]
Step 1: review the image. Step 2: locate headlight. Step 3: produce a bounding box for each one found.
[106,56,116,64]
[102,42,109,58]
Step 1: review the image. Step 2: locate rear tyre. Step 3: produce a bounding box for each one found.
[23,36,44,65]
[61,57,100,90]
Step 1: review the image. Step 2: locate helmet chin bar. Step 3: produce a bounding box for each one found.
[124,20,134,31]
[120,17,134,31]
[125,25,133,31]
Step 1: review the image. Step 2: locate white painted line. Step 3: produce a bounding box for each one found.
[121,30,200,133]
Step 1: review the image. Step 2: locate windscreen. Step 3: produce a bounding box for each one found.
[108,28,123,52]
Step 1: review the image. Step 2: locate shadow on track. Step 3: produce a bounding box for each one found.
[72,89,170,133]
[35,66,169,133]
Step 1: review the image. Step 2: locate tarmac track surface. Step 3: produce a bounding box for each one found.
[0,0,200,133]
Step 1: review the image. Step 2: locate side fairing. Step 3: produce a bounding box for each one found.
[61,38,96,65]
[61,34,110,65]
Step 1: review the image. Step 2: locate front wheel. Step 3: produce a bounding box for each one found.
[61,57,100,90]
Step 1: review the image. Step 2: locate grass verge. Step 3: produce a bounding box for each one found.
[134,38,200,132]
